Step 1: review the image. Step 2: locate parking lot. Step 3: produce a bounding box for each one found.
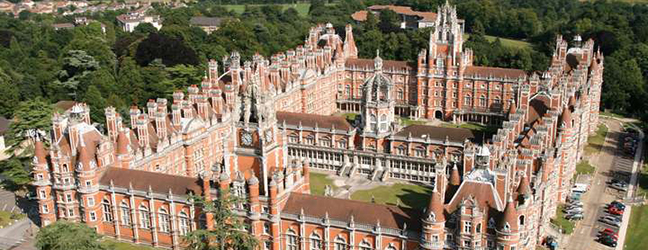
[565,120,642,250]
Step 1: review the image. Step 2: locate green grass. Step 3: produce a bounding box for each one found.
[464,34,532,49]
[400,117,426,126]
[600,111,627,119]
[350,183,433,209]
[309,172,337,196]
[223,3,313,17]
[585,124,608,155]
[341,113,358,121]
[625,204,648,250]
[101,239,155,250]
[550,204,575,234]
[441,122,499,135]
[576,160,595,175]
[0,211,25,228]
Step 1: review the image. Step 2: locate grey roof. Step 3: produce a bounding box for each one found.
[190,16,222,27]
[0,116,10,136]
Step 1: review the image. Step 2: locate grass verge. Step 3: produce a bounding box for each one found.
[585,124,608,155]
[309,172,337,196]
[550,204,575,234]
[0,211,25,228]
[400,117,426,126]
[625,204,648,250]
[350,183,432,209]
[101,239,155,250]
[576,160,595,175]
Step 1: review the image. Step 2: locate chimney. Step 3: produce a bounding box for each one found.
[146,99,157,117]
[208,59,218,82]
[52,113,64,143]
[156,98,168,114]
[105,107,118,141]
[188,85,200,104]
[129,106,140,129]
[210,88,223,114]
[171,101,181,128]
[173,90,184,103]
[182,102,194,119]
[155,111,167,140]
[197,94,209,119]
[136,114,149,148]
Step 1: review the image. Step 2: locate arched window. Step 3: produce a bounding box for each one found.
[310,233,322,250]
[519,215,525,226]
[334,235,347,250]
[321,136,332,147]
[289,133,299,143]
[414,146,426,157]
[286,229,298,250]
[379,114,388,132]
[397,145,406,155]
[370,114,377,132]
[479,95,487,107]
[464,95,471,105]
[102,199,113,222]
[179,211,190,235]
[385,245,397,250]
[397,89,404,100]
[337,139,347,149]
[476,223,482,233]
[158,208,170,233]
[120,201,131,226]
[359,240,372,250]
[345,85,351,97]
[305,135,315,145]
[494,96,501,104]
[139,205,150,229]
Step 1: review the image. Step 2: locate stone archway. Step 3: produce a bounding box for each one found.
[435,110,443,120]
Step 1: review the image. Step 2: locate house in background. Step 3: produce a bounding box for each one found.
[351,5,464,30]
[116,6,162,32]
[190,16,222,34]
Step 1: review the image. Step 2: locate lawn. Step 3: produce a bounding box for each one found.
[101,239,155,250]
[585,124,608,155]
[350,183,433,209]
[576,160,595,175]
[550,204,575,234]
[0,211,25,228]
[625,204,648,250]
[441,122,500,139]
[223,3,314,17]
[400,117,426,126]
[600,111,627,119]
[309,172,337,196]
[341,113,358,121]
[464,34,532,50]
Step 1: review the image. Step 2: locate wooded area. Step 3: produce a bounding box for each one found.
[1,0,648,190]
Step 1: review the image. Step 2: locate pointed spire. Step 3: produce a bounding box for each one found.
[508,100,517,114]
[117,129,129,155]
[426,184,445,222]
[449,164,461,186]
[499,195,518,232]
[77,141,93,170]
[517,175,530,196]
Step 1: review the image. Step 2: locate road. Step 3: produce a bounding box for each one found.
[566,118,643,250]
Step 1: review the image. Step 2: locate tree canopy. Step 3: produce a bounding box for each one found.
[36,221,107,250]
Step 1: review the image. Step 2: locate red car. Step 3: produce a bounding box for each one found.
[600,228,619,240]
[608,207,623,215]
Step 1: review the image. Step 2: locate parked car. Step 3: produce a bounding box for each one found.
[599,228,618,240]
[599,216,622,227]
[569,201,584,207]
[611,201,626,210]
[610,182,628,191]
[565,207,584,214]
[566,203,583,209]
[598,235,618,247]
[608,206,624,216]
[566,213,584,220]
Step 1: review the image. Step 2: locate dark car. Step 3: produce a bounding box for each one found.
[611,201,626,210]
[598,235,617,247]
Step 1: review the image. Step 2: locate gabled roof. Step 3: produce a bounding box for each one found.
[464,66,526,80]
[282,193,422,231]
[99,167,203,196]
[345,58,412,71]
[190,16,222,27]
[395,125,475,143]
[277,112,352,131]
[447,180,504,213]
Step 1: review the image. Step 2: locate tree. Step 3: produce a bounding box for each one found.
[4,98,54,157]
[184,190,258,250]
[0,157,30,191]
[135,33,199,67]
[36,221,106,250]
[54,50,100,97]
[82,85,107,124]
[133,22,158,35]
[378,9,399,32]
[0,67,19,118]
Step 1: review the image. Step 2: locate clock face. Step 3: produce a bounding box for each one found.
[265,130,273,143]
[241,132,253,146]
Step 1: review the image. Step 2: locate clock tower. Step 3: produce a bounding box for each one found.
[234,69,285,196]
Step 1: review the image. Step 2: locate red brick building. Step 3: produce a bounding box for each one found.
[32,2,602,250]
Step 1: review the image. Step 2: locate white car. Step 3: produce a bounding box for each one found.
[599,216,621,227]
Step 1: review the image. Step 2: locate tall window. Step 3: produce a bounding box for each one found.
[397,145,406,155]
[310,233,322,250]
[120,202,131,226]
[305,135,315,145]
[337,139,347,149]
[345,85,351,97]
[179,211,190,235]
[286,230,298,250]
[464,221,472,233]
[102,199,113,222]
[139,205,150,229]
[464,95,471,105]
[194,149,205,174]
[415,147,426,157]
[479,95,487,107]
[379,114,388,132]
[370,114,377,132]
[159,208,170,233]
[397,89,404,100]
[334,236,347,250]
[359,240,372,250]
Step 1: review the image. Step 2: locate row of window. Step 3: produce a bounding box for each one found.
[289,134,348,149]
[101,200,191,235]
[284,230,397,250]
